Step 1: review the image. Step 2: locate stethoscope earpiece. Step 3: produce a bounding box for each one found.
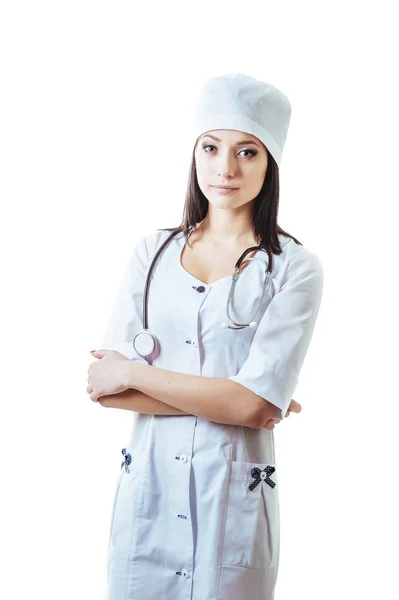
[220,319,258,330]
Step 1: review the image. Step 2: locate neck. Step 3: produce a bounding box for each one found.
[197,209,257,246]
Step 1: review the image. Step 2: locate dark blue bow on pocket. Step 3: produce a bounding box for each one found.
[121,448,132,473]
[249,465,276,491]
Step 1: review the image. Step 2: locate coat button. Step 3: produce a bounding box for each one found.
[195,285,205,293]
[182,569,190,578]
[180,454,187,463]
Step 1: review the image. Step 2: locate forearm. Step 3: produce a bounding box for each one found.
[126,362,268,428]
[98,388,192,416]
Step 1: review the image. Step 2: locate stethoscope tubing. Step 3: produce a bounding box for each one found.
[133,227,273,356]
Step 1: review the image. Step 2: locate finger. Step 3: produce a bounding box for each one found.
[288,400,302,414]
[86,385,93,393]
[90,391,98,402]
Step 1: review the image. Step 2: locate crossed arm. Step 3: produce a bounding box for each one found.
[98,360,274,430]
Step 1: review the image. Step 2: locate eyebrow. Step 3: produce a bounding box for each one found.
[200,133,262,148]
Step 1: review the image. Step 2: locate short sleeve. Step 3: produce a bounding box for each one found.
[100,236,150,364]
[227,247,324,420]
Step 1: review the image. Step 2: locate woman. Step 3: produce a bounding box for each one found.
[87,73,324,600]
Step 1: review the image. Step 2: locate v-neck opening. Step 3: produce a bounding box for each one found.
[177,231,261,287]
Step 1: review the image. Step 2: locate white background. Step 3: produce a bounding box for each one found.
[1,1,398,598]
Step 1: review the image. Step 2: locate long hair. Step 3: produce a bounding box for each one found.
[158,143,302,256]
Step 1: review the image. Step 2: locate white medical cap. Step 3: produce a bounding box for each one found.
[194,73,292,167]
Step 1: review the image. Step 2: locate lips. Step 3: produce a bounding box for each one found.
[214,186,239,189]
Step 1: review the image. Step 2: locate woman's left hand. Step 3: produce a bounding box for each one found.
[87,349,131,402]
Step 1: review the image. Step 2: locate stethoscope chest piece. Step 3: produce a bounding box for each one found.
[133,330,156,357]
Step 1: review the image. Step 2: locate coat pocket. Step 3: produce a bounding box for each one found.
[220,460,280,568]
[108,447,148,554]
[108,464,124,546]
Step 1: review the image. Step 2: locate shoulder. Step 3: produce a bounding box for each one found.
[132,228,183,265]
[277,233,324,282]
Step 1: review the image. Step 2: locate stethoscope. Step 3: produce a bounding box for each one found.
[133,228,273,357]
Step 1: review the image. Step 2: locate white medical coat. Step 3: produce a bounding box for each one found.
[102,228,324,600]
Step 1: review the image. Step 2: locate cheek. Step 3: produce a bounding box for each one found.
[195,162,211,187]
[195,169,205,189]
[195,174,211,200]
[246,165,266,191]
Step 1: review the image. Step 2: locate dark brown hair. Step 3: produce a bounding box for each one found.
[158,143,302,256]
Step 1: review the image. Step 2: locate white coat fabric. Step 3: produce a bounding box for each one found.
[101,228,324,600]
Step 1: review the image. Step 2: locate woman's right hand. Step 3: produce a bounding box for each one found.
[262,399,302,429]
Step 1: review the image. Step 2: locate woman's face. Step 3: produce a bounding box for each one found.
[194,129,268,210]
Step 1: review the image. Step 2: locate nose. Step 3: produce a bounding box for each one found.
[217,150,237,179]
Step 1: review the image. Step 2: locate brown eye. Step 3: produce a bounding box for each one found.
[239,149,257,158]
[202,144,257,158]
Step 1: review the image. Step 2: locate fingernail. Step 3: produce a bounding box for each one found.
[90,349,96,353]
